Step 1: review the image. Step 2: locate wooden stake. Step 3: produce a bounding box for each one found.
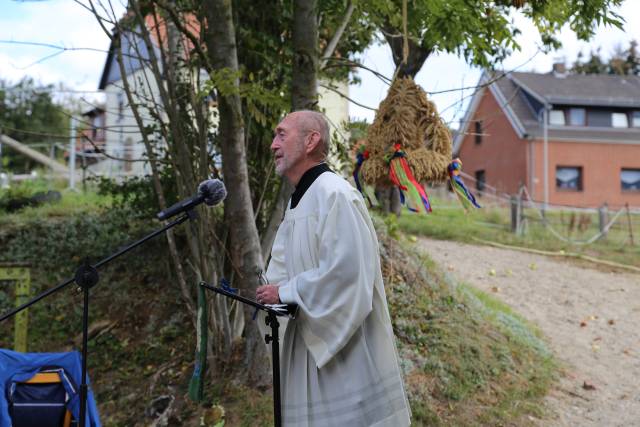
[626,203,635,246]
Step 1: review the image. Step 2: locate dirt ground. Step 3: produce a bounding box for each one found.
[416,237,640,427]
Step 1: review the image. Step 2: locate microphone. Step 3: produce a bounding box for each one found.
[156,179,227,220]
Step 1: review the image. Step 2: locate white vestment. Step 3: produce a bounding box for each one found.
[266,172,411,426]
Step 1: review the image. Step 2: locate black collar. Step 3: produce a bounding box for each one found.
[290,163,333,209]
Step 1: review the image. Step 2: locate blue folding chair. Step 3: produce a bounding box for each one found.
[0,349,101,427]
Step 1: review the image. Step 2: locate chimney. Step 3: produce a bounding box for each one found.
[552,61,567,78]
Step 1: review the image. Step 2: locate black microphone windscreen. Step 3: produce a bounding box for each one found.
[198,179,227,206]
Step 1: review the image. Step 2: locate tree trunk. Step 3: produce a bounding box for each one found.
[262,0,320,260]
[390,187,402,216]
[292,0,318,110]
[205,0,270,385]
[382,22,431,79]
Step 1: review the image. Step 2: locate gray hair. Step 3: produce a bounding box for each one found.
[295,110,330,158]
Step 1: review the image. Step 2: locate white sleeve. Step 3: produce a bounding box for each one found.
[277,190,377,368]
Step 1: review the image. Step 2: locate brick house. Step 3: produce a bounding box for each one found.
[453,67,640,208]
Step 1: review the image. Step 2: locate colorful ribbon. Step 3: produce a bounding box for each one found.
[388,144,432,213]
[353,147,368,194]
[353,146,374,206]
[448,158,480,211]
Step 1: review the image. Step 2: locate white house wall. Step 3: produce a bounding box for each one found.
[318,79,350,170]
[318,79,350,138]
[100,66,161,178]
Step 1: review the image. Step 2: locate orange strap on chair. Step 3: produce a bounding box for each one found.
[24,372,62,384]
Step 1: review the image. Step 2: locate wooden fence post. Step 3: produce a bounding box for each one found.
[626,203,635,246]
[598,203,609,240]
[511,195,521,234]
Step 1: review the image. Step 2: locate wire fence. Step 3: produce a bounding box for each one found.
[431,173,639,249]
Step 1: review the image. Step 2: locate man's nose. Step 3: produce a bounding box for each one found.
[270,137,279,152]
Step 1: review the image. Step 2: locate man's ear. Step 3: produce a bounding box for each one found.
[305,131,321,155]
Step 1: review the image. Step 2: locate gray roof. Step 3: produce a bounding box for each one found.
[479,71,640,144]
[453,71,640,152]
[509,72,640,108]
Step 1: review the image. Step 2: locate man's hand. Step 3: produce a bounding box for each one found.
[256,284,280,305]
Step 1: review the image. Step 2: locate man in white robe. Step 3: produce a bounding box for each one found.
[256,111,411,426]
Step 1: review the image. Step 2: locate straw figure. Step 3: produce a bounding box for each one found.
[358,77,453,213]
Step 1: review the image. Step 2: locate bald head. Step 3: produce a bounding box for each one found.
[271,110,331,185]
[289,110,331,159]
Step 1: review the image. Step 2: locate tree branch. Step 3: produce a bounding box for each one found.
[319,1,355,70]
[155,0,213,72]
[110,6,196,319]
[324,56,391,84]
[319,82,377,111]
[82,0,115,39]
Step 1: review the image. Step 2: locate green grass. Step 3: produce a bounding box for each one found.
[458,280,556,422]
[10,190,109,218]
[395,197,640,268]
[0,181,112,226]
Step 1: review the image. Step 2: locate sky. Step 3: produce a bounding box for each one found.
[0,0,125,107]
[0,0,639,129]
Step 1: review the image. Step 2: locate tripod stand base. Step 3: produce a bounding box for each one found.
[265,312,282,427]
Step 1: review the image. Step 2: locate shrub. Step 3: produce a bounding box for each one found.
[0,178,62,213]
[92,168,177,220]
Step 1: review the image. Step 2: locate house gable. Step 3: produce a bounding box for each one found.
[454,72,527,154]
[99,29,153,89]
[456,82,529,195]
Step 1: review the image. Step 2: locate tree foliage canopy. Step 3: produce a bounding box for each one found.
[0,78,69,172]
[571,40,640,75]
[362,0,625,77]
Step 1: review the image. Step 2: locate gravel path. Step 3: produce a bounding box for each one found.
[415,237,640,427]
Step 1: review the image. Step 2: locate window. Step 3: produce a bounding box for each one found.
[587,110,611,127]
[632,112,640,128]
[475,121,483,145]
[621,169,640,191]
[612,112,628,128]
[96,114,104,128]
[568,108,586,126]
[475,170,486,193]
[556,166,583,191]
[549,109,565,126]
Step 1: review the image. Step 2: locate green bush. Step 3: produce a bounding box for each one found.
[0,178,62,212]
[92,168,177,220]
[0,207,158,279]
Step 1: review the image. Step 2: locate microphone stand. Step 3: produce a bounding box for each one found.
[198,282,285,427]
[0,209,198,427]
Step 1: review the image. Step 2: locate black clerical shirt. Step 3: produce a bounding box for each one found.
[290,162,333,209]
